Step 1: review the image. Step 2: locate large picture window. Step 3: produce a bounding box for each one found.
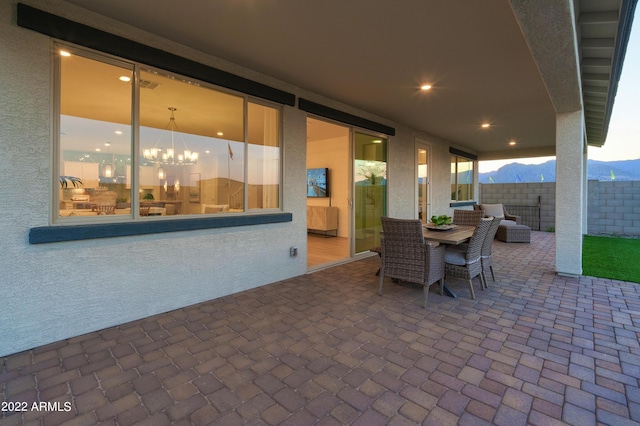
[55,45,281,221]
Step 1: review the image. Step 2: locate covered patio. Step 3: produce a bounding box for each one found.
[2,232,639,425]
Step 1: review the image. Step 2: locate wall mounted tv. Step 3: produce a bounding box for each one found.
[307,168,329,198]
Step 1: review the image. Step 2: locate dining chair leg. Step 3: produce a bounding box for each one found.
[439,278,444,296]
[378,274,384,296]
[490,265,496,281]
[423,285,429,309]
[467,279,476,300]
[481,271,488,290]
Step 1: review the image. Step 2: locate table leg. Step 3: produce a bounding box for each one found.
[442,280,457,298]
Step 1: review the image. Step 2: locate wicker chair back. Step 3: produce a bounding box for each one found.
[482,216,503,256]
[453,209,484,226]
[480,215,503,283]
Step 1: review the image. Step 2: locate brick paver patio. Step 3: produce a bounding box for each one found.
[2,231,640,425]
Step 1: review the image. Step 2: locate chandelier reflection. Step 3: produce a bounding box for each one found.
[143,107,199,165]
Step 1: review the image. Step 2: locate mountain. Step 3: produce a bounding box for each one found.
[479,159,640,183]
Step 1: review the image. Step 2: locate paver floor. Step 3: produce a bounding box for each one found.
[2,231,640,425]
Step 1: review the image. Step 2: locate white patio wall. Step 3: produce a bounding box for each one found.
[0,0,464,356]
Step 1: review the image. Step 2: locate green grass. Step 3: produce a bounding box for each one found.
[583,235,640,283]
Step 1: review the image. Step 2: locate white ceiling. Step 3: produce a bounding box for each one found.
[63,0,632,159]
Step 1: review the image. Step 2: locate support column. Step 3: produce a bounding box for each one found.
[582,148,589,234]
[555,110,584,276]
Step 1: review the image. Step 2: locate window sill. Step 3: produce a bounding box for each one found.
[29,213,293,244]
[450,201,477,208]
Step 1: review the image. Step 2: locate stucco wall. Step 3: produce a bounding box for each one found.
[0,0,467,356]
[0,1,309,357]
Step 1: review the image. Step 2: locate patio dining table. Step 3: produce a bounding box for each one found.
[422,224,475,298]
[422,225,475,246]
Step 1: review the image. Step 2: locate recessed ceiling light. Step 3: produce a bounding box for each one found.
[115,130,122,135]
[104,142,111,147]
[119,76,131,82]
[509,140,517,146]
[217,132,224,136]
[95,148,101,152]
[372,139,382,144]
[481,123,491,128]
[420,84,432,91]
[60,50,71,57]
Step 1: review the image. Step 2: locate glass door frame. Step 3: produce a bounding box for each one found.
[416,139,431,224]
[352,129,388,256]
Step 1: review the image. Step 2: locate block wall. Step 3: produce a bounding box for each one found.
[587,180,640,235]
[479,183,556,231]
[480,181,640,236]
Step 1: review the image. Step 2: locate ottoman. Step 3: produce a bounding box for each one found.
[496,224,530,243]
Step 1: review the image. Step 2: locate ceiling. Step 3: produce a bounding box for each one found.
[62,0,635,159]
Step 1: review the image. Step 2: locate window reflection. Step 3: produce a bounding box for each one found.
[56,46,281,221]
[247,103,280,209]
[58,52,132,218]
[139,69,245,215]
[451,155,474,202]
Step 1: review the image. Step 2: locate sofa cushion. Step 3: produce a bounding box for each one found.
[479,203,504,218]
[500,219,517,227]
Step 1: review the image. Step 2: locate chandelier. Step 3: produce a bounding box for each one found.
[143,107,199,165]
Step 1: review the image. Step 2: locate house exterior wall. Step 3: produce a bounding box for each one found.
[0,0,465,357]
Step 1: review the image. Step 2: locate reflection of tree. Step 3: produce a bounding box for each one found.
[358,162,386,185]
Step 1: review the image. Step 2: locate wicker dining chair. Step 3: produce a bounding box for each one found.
[379,217,445,308]
[444,217,492,300]
[480,216,503,287]
[450,215,503,289]
[452,209,484,226]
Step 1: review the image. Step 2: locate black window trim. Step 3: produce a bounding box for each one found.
[16,3,296,107]
[449,147,477,161]
[299,98,395,136]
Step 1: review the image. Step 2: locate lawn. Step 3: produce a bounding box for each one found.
[583,235,640,283]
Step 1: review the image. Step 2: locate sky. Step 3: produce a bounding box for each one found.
[480,10,640,173]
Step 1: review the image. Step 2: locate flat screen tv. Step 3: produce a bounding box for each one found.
[307,168,329,198]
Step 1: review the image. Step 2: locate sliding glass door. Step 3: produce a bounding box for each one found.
[354,132,387,254]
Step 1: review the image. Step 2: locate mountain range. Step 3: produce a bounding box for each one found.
[479,159,640,183]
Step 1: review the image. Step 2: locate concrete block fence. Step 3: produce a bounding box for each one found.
[479,181,640,236]
[587,180,640,236]
[479,182,556,231]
